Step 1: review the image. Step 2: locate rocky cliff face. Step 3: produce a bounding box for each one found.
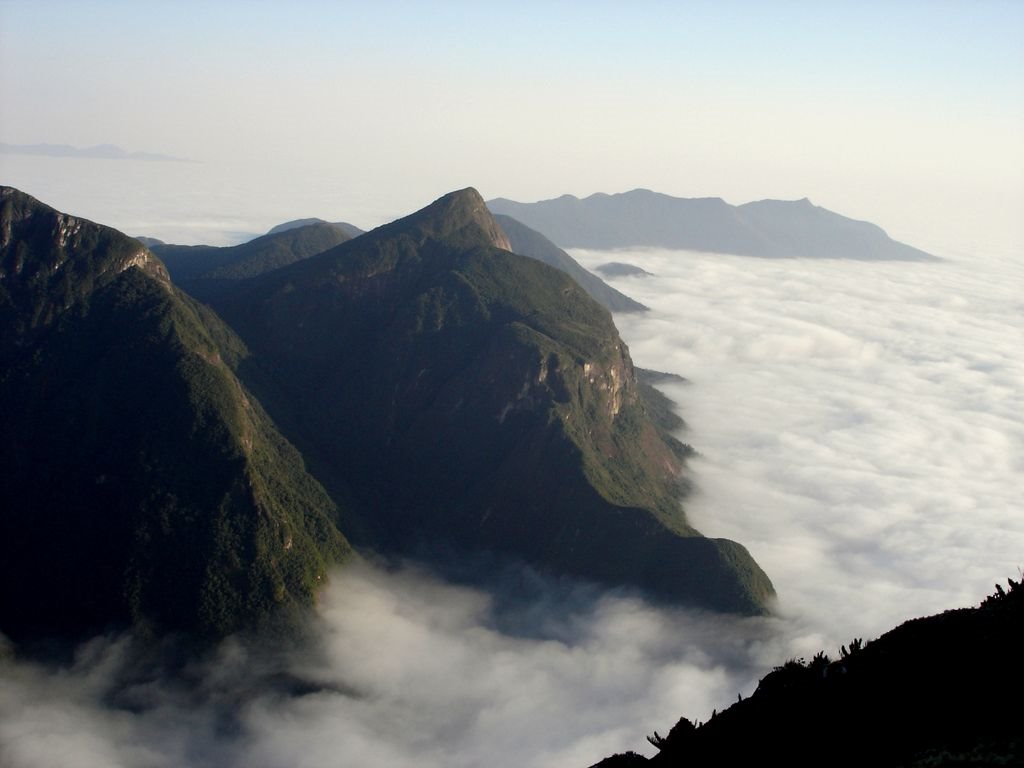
[0,186,169,350]
[0,188,165,283]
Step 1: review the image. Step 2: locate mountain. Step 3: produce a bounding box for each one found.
[592,579,1024,768]
[150,222,353,298]
[488,189,938,261]
[255,212,647,314]
[0,184,774,646]
[267,217,364,238]
[207,188,774,615]
[0,187,353,643]
[595,262,654,278]
[493,214,648,313]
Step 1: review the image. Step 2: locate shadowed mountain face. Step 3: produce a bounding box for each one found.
[593,579,1024,768]
[0,187,352,643]
[209,188,774,615]
[488,189,938,261]
[204,212,648,314]
[493,213,648,313]
[0,185,775,649]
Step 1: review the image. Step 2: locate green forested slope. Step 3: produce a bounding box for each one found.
[0,187,352,643]
[209,188,774,614]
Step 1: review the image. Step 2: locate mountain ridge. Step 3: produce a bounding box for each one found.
[488,189,938,261]
[0,185,776,649]
[266,217,364,238]
[493,213,648,313]
[149,221,354,297]
[0,186,353,644]
[207,187,775,614]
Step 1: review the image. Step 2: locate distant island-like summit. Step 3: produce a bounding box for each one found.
[488,189,938,261]
[0,142,189,162]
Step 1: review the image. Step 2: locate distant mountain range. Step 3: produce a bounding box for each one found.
[0,185,773,645]
[592,578,1024,767]
[488,189,938,261]
[0,142,189,162]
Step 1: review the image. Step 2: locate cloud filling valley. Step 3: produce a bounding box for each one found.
[2,243,1021,768]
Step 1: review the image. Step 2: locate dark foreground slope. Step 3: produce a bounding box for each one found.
[489,189,938,260]
[493,213,647,313]
[594,579,1024,768]
[210,188,774,614]
[0,187,352,644]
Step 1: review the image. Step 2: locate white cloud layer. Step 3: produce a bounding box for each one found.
[2,240,1020,768]
[572,245,1023,645]
[1,564,790,768]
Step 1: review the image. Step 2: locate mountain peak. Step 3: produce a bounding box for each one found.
[0,186,168,285]
[1,186,170,353]
[392,187,512,252]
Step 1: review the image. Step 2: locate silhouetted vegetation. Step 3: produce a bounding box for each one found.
[594,579,1024,767]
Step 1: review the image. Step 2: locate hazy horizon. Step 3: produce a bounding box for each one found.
[2,1,1022,256]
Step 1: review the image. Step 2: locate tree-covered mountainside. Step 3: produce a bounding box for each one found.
[493,213,648,313]
[593,579,1024,768]
[150,221,353,296]
[488,189,939,260]
[0,187,353,643]
[208,188,774,614]
[0,184,775,648]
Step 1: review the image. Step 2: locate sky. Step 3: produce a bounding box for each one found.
[1,3,1022,767]
[1,0,1022,251]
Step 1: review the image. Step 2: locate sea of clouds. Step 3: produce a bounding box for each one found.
[1,166,1021,766]
[1,562,792,768]
[571,244,1023,647]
